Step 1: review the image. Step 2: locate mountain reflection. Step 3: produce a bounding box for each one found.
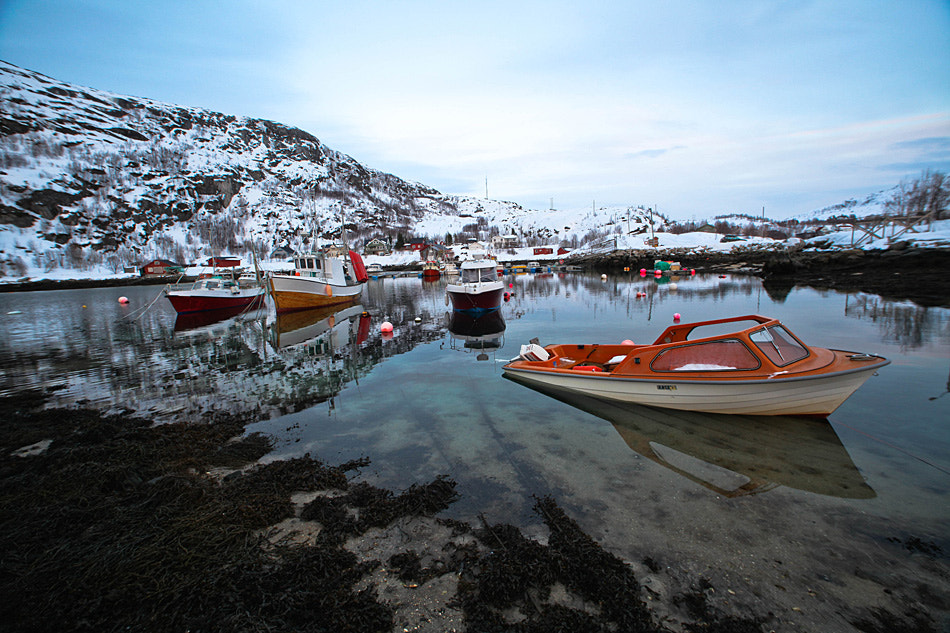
[504,377,874,499]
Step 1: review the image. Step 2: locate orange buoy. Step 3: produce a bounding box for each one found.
[324,284,332,297]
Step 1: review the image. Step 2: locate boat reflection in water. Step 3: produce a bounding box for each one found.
[446,309,506,361]
[505,377,874,499]
[174,304,265,332]
[270,303,371,350]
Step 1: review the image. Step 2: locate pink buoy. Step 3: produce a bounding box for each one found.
[673,313,681,321]
[691,269,696,275]
[621,339,634,345]
[118,296,129,304]
[639,268,646,276]
[380,321,393,333]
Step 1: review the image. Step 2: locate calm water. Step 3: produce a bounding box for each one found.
[2,271,948,622]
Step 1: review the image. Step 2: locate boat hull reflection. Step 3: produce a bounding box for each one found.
[505,376,874,499]
[447,310,506,349]
[271,304,370,350]
[174,304,263,332]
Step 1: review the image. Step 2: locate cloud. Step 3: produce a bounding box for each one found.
[624,147,686,160]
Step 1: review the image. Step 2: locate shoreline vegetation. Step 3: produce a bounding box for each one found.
[1,394,941,633]
[2,246,949,308]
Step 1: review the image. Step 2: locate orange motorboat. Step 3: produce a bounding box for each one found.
[503,314,889,417]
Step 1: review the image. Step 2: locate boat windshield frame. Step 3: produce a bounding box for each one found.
[749,325,810,367]
[461,266,497,283]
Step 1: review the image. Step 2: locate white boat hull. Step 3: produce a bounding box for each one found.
[503,364,883,417]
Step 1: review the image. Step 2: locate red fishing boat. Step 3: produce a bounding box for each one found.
[164,272,265,314]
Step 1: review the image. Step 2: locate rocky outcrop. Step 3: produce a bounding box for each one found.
[0,60,468,262]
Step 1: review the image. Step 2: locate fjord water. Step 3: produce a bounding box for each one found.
[2,272,948,624]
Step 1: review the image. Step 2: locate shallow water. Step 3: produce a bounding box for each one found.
[1,271,948,625]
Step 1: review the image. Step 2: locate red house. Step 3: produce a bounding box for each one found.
[207,256,241,268]
[141,259,182,276]
[533,247,554,255]
[557,247,571,255]
[407,239,428,252]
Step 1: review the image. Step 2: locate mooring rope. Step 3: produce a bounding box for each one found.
[834,419,950,476]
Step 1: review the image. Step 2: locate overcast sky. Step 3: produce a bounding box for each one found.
[1,0,948,219]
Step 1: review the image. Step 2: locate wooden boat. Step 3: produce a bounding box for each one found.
[503,314,889,417]
[269,247,368,313]
[445,258,504,315]
[164,271,265,314]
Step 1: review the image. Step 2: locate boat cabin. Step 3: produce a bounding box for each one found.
[294,252,356,285]
[460,261,498,283]
[532,316,815,375]
[196,277,241,293]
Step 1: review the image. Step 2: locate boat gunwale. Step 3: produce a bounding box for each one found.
[502,355,890,386]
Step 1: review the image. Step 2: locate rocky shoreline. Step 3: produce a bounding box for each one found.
[574,246,950,308]
[3,247,948,308]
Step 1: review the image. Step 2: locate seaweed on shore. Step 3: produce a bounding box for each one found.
[0,396,394,633]
[0,393,797,633]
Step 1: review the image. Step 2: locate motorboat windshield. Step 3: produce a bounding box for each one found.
[460,262,497,283]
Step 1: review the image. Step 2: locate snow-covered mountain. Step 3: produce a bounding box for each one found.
[0,61,516,274]
[0,60,670,278]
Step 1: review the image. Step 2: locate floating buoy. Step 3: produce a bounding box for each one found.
[639,268,646,276]
[414,317,421,323]
[673,313,681,321]
[509,283,513,288]
[670,283,678,291]
[601,273,607,280]
[621,339,634,345]
[504,292,510,301]
[691,269,696,275]
[623,266,630,272]
[380,321,393,333]
[118,296,129,304]
[82,305,86,309]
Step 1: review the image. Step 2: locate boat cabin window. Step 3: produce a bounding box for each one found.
[651,339,760,372]
[749,325,809,366]
[296,257,321,270]
[461,267,496,283]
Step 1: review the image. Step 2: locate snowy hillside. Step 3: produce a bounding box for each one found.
[0,60,525,277]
